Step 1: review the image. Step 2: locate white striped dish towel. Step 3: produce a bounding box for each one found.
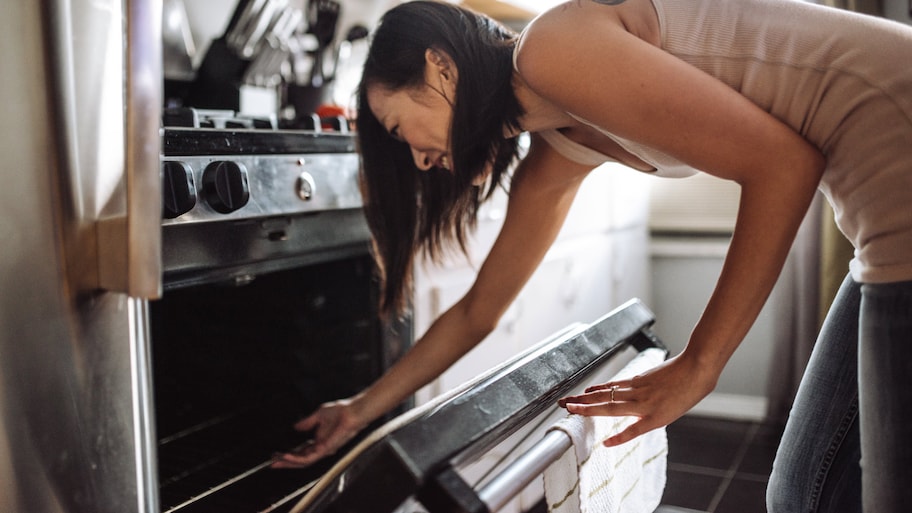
[543,347,668,513]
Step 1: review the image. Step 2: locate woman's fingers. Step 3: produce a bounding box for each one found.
[584,378,634,394]
[293,412,320,432]
[559,380,638,409]
[270,427,347,469]
[271,400,362,469]
[560,386,665,447]
[556,353,720,446]
[271,439,335,468]
[602,419,656,447]
[563,394,640,417]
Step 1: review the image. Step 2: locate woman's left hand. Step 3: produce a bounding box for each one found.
[270,397,368,469]
[558,350,719,447]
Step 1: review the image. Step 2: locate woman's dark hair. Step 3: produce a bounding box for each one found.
[356,1,524,317]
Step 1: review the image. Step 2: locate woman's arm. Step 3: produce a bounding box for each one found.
[273,136,594,467]
[518,2,825,444]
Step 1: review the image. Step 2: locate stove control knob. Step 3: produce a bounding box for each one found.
[161,161,197,219]
[202,161,249,213]
[296,171,316,201]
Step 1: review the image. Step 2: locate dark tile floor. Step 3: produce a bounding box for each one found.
[656,414,785,513]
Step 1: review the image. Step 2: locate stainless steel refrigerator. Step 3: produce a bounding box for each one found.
[1,1,163,512]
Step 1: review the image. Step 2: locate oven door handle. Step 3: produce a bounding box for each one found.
[476,429,572,512]
[415,429,574,513]
[97,0,163,298]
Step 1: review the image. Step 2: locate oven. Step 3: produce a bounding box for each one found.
[151,108,412,513]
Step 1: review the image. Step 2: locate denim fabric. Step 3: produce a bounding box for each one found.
[768,275,862,513]
[767,275,912,512]
[859,279,912,511]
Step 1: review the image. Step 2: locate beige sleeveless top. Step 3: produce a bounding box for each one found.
[518,0,912,284]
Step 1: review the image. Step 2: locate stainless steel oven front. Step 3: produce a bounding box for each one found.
[151,109,411,513]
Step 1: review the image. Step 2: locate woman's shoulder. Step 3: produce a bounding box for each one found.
[514,4,584,62]
[514,2,627,82]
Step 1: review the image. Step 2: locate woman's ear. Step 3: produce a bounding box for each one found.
[425,48,456,82]
[424,48,458,105]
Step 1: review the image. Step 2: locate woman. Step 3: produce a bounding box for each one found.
[272,0,912,510]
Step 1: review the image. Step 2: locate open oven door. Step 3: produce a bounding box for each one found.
[291,299,667,513]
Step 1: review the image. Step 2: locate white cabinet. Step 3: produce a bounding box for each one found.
[413,233,625,401]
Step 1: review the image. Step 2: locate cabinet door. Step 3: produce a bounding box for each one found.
[412,265,523,405]
[413,234,622,404]
[516,235,617,353]
[609,226,652,307]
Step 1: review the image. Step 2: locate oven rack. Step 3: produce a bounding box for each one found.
[291,298,667,513]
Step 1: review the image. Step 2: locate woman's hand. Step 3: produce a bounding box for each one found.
[558,350,720,447]
[270,397,368,469]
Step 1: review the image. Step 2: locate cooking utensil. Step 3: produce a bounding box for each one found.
[305,0,340,87]
[324,24,369,83]
[162,0,196,80]
[226,0,287,59]
[242,7,303,86]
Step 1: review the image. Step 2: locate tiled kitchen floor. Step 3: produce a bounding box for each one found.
[656,414,785,513]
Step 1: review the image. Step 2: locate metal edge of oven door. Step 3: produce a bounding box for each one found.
[0,1,161,512]
[292,299,662,513]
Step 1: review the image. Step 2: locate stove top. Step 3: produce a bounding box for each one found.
[160,108,361,225]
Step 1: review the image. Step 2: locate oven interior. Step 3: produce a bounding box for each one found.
[149,251,406,513]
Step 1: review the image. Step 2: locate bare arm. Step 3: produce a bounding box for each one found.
[519,2,824,444]
[273,136,594,467]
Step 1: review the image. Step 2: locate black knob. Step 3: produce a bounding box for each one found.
[202,161,249,213]
[161,161,197,219]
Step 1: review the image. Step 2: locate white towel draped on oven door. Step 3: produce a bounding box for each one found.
[543,347,668,513]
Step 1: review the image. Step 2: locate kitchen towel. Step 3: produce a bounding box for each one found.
[543,347,668,513]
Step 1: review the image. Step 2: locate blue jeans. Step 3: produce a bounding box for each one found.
[767,275,912,512]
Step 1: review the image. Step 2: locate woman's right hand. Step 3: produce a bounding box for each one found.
[270,397,368,469]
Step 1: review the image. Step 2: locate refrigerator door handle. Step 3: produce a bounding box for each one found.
[98,0,163,299]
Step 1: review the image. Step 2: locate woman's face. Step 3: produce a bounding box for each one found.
[367,50,456,172]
